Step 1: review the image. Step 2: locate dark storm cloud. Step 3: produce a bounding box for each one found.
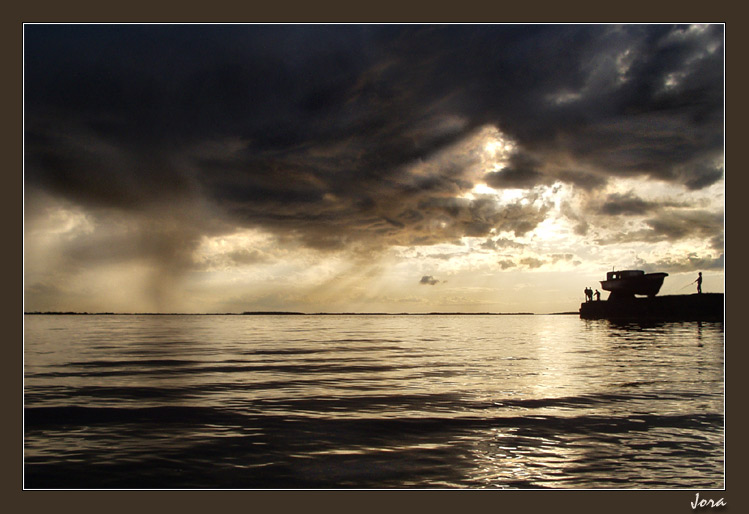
[656,253,724,272]
[636,253,724,274]
[595,209,724,249]
[484,152,552,189]
[554,170,608,191]
[599,192,663,216]
[25,24,724,259]
[644,210,724,248]
[420,275,440,285]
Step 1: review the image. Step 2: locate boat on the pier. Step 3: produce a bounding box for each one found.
[600,270,668,300]
[580,269,723,321]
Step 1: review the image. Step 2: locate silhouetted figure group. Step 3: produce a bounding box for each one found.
[584,287,602,302]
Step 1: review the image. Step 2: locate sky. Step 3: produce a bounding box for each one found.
[24,24,725,314]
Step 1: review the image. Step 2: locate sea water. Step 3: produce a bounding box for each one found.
[23,314,724,489]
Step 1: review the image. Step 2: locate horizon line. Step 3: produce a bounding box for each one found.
[24,310,579,316]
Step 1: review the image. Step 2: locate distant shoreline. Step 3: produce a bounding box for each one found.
[22,311,574,316]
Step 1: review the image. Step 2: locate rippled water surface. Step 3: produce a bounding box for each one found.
[24,314,724,489]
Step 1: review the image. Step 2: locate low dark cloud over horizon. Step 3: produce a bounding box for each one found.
[24,24,724,312]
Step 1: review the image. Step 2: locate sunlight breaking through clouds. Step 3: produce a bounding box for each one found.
[24,24,724,313]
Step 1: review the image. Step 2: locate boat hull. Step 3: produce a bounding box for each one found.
[600,272,667,298]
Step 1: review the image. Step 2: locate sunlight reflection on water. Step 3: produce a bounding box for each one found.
[25,314,724,488]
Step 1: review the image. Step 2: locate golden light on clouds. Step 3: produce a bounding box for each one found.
[25,25,724,314]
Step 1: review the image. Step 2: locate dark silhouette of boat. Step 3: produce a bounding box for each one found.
[600,270,668,300]
[580,270,723,321]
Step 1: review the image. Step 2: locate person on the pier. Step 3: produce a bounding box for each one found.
[696,272,703,294]
[594,290,601,301]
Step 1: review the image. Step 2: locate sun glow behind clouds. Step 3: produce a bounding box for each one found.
[25,136,723,314]
[23,123,723,314]
[23,25,725,314]
[483,129,517,161]
[193,228,276,271]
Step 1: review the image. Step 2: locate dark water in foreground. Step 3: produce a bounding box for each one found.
[24,314,724,489]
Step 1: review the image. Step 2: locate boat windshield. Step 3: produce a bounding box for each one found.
[607,270,645,280]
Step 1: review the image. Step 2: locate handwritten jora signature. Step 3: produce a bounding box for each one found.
[691,492,727,510]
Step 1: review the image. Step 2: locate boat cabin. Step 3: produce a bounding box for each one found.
[606,270,645,281]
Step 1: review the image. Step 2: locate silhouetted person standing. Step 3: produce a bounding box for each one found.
[594,289,601,301]
[696,272,703,294]
[584,287,592,302]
